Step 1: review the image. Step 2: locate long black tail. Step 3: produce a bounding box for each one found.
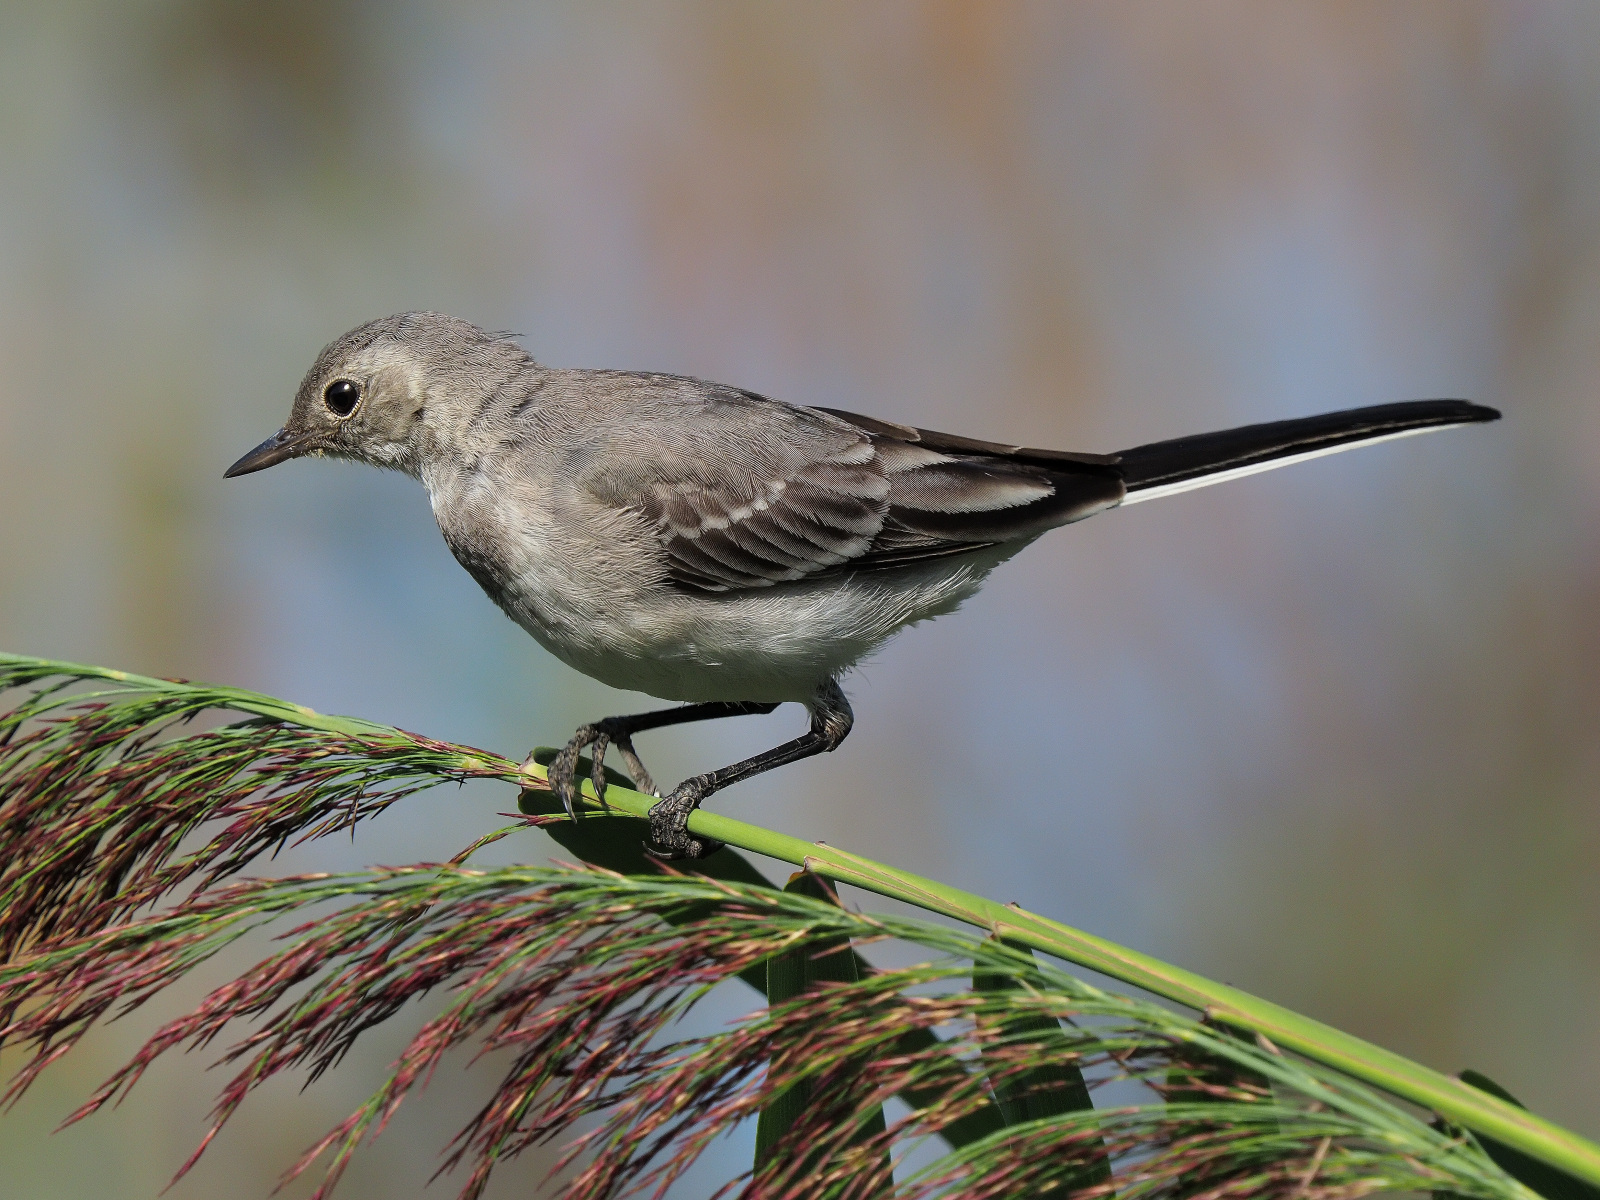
[1115,399,1500,504]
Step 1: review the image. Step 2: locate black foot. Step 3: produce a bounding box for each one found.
[544,719,658,820]
[646,776,723,860]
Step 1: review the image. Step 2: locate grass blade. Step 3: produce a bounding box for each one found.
[1434,1071,1600,1200]
[973,937,1111,1191]
[754,872,891,1196]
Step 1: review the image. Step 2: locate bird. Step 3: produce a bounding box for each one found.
[226,312,1500,858]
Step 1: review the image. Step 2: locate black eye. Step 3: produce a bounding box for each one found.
[323,379,360,417]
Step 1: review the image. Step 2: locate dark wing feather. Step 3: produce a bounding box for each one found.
[813,407,1120,469]
[818,406,1125,574]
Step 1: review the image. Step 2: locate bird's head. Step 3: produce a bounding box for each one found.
[225,312,528,480]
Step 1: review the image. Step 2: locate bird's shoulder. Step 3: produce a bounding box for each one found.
[553,370,865,461]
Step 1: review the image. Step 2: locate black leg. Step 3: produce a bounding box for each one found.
[647,679,854,860]
[541,700,780,819]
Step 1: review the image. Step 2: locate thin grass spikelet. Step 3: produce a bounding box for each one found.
[0,654,520,957]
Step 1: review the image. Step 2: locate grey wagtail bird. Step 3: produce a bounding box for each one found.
[227,312,1500,857]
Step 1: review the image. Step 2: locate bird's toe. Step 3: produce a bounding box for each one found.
[549,725,603,820]
[645,778,721,860]
[587,730,612,809]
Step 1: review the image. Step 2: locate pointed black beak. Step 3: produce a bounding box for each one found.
[224,428,313,478]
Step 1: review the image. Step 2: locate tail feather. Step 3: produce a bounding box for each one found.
[1115,399,1500,505]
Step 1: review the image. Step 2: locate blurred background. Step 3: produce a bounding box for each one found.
[3,2,1598,1195]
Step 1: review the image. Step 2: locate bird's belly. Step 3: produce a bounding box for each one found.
[498,548,1017,703]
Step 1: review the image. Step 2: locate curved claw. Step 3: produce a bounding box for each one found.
[546,721,661,820]
[645,776,723,860]
[549,724,608,820]
[546,734,588,821]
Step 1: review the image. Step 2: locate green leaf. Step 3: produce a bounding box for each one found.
[973,937,1112,1190]
[754,871,891,1194]
[1434,1071,1600,1200]
[1165,1016,1280,1198]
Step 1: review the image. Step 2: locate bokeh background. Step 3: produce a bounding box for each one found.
[3,2,1598,1196]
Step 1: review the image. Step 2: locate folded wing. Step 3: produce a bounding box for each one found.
[580,386,1124,594]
